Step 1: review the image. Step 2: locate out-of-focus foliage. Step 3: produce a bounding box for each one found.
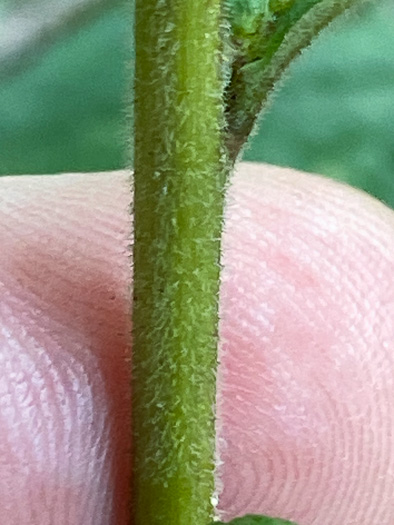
[247,1,394,207]
[0,0,393,207]
[212,514,298,524]
[0,6,130,175]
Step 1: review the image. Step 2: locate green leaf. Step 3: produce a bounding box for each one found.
[211,513,299,524]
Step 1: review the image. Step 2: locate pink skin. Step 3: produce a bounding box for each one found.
[0,162,393,524]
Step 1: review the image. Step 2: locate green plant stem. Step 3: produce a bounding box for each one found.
[225,0,370,162]
[132,0,371,523]
[132,1,227,524]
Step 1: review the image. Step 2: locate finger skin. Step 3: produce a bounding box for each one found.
[0,163,394,524]
[0,172,133,524]
[217,164,394,524]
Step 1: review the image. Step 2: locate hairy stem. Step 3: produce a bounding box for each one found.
[225,0,370,162]
[132,0,371,523]
[132,1,227,524]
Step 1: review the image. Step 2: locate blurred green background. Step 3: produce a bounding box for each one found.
[0,0,393,206]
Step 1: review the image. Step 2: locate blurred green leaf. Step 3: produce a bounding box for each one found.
[211,514,298,524]
[245,0,394,207]
[0,5,131,175]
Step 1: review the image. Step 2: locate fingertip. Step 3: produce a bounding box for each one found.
[0,172,133,525]
[217,163,394,524]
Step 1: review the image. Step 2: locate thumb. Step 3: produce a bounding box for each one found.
[0,171,132,524]
[0,163,393,525]
[217,163,394,524]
